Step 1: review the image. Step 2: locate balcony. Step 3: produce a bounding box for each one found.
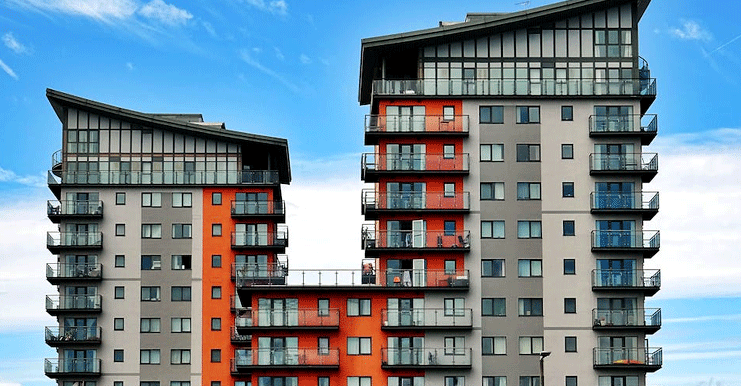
[362,226,470,253]
[231,227,288,251]
[51,149,62,176]
[593,347,662,372]
[381,347,472,369]
[46,263,102,284]
[47,169,280,186]
[592,308,662,334]
[590,191,659,220]
[47,200,103,223]
[46,232,103,254]
[361,153,469,182]
[231,330,252,346]
[381,308,472,330]
[590,153,658,182]
[235,308,340,333]
[236,268,470,292]
[44,358,101,378]
[231,200,286,221]
[591,230,660,257]
[364,114,469,145]
[230,295,247,313]
[232,348,340,370]
[362,190,470,219]
[45,326,102,347]
[46,295,102,315]
[232,258,288,285]
[589,114,658,145]
[592,269,661,296]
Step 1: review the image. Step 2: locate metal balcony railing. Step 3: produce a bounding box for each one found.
[47,200,103,219]
[231,257,288,282]
[591,269,661,292]
[44,358,101,376]
[46,295,102,313]
[231,200,285,217]
[237,268,470,289]
[362,190,470,214]
[45,326,102,345]
[381,308,472,329]
[51,149,62,170]
[231,227,288,249]
[381,347,472,368]
[365,114,469,134]
[593,347,662,370]
[235,308,340,329]
[592,308,662,331]
[361,153,470,175]
[49,169,279,185]
[362,226,470,250]
[46,232,103,250]
[232,348,340,369]
[590,191,659,213]
[231,330,251,345]
[589,114,657,135]
[372,78,657,98]
[46,263,102,282]
[590,153,658,173]
[591,230,660,252]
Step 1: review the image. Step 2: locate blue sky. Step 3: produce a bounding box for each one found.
[0,0,740,385]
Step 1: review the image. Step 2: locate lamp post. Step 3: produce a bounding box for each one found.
[539,351,551,386]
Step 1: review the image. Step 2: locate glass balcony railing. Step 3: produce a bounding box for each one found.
[590,153,658,171]
[591,230,660,255]
[46,295,102,314]
[589,114,657,136]
[230,295,247,313]
[372,78,656,98]
[591,269,661,293]
[361,153,469,180]
[231,257,288,282]
[231,200,285,217]
[232,348,340,369]
[235,308,341,330]
[231,227,288,249]
[46,263,102,283]
[593,347,662,371]
[592,308,662,332]
[362,226,470,250]
[47,232,103,251]
[231,330,251,345]
[381,347,472,368]
[590,191,659,217]
[362,190,470,214]
[47,200,103,221]
[364,114,469,135]
[381,308,473,329]
[44,358,101,376]
[45,326,102,345]
[48,169,279,186]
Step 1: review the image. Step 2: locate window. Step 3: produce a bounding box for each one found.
[563,259,576,275]
[141,286,161,302]
[517,183,541,200]
[211,317,221,331]
[444,182,455,197]
[347,299,371,316]
[443,106,455,120]
[481,182,504,200]
[171,287,192,302]
[516,144,540,162]
[114,349,124,362]
[171,382,191,386]
[318,298,330,316]
[172,192,192,208]
[445,336,465,355]
[141,255,161,270]
[561,106,573,121]
[212,192,222,205]
[480,106,504,124]
[482,259,505,277]
[142,193,162,207]
[481,221,505,239]
[172,224,192,239]
[595,29,632,57]
[565,377,577,386]
[347,337,372,355]
[516,106,540,123]
[482,336,506,355]
[141,224,162,239]
[483,377,506,386]
[212,224,222,237]
[347,377,371,386]
[519,377,540,386]
[171,317,192,333]
[116,192,126,205]
[211,254,222,268]
[319,377,330,386]
[140,318,161,333]
[562,182,574,198]
[114,318,124,331]
[517,221,542,239]
[519,337,544,354]
[482,298,506,316]
[565,337,577,352]
[446,377,465,386]
[115,224,125,236]
[211,349,221,363]
[444,260,457,275]
[212,286,222,299]
[142,382,161,386]
[518,260,542,277]
[561,144,573,159]
[443,145,455,159]
[172,255,192,270]
[444,298,465,316]
[171,349,191,364]
[260,379,298,386]
[563,221,575,236]
[114,286,125,299]
[115,254,125,267]
[481,144,504,161]
[518,299,543,316]
[564,298,576,314]
[140,349,161,364]
[444,221,456,237]
[115,382,123,386]
[318,337,330,355]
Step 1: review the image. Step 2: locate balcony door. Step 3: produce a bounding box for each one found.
[387,220,426,248]
[64,317,97,340]
[63,254,97,278]
[596,259,636,287]
[64,286,97,309]
[386,144,425,171]
[597,298,637,326]
[387,259,426,287]
[236,254,268,278]
[388,337,424,365]
[595,144,635,170]
[236,192,269,214]
[386,106,425,132]
[63,349,96,373]
[258,298,298,327]
[387,182,425,210]
[594,106,633,131]
[387,298,424,327]
[598,336,638,364]
[235,223,268,246]
[596,220,635,247]
[595,182,635,209]
[64,223,98,246]
[258,337,298,365]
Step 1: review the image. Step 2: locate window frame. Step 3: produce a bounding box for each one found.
[212,192,222,205]
[170,349,191,365]
[140,349,161,364]
[517,182,541,200]
[516,144,541,162]
[171,317,192,333]
[480,105,504,124]
[172,192,192,208]
[563,220,575,236]
[561,144,574,159]
[482,336,507,355]
[172,223,192,239]
[141,286,161,302]
[565,336,577,353]
[171,286,192,302]
[518,336,544,355]
[561,106,574,121]
[564,298,577,314]
[141,223,162,239]
[481,220,505,239]
[516,106,540,124]
[481,182,505,201]
[140,318,161,333]
[480,144,504,162]
[518,298,543,316]
[141,255,161,270]
[347,298,371,316]
[563,259,576,275]
[562,182,575,198]
[482,298,506,317]
[517,221,542,239]
[141,192,162,208]
[115,192,126,205]
[347,337,372,355]
[482,259,505,277]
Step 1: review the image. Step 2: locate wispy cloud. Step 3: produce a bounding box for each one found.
[5,0,138,24]
[126,61,135,70]
[243,0,288,15]
[664,313,741,323]
[201,21,217,37]
[274,47,284,60]
[299,54,311,64]
[0,166,44,187]
[670,19,712,41]
[239,49,300,93]
[708,33,741,55]
[2,32,30,55]
[137,0,192,26]
[0,58,17,80]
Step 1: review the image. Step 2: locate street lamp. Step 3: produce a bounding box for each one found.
[539,351,551,386]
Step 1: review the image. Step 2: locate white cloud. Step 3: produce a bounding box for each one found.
[243,0,288,15]
[649,375,741,386]
[2,32,30,55]
[138,0,192,26]
[670,19,712,42]
[299,54,311,64]
[239,49,300,93]
[274,47,284,60]
[6,0,138,24]
[0,166,45,187]
[0,58,18,80]
[202,21,217,37]
[664,313,741,324]
[126,61,134,70]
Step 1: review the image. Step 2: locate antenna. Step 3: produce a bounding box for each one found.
[516,1,531,9]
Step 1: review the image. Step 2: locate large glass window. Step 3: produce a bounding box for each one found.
[481,144,504,162]
[482,259,505,277]
[482,221,505,239]
[517,183,541,200]
[518,299,543,316]
[518,260,542,277]
[517,221,542,238]
[480,106,504,124]
[482,298,506,316]
[481,182,504,200]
